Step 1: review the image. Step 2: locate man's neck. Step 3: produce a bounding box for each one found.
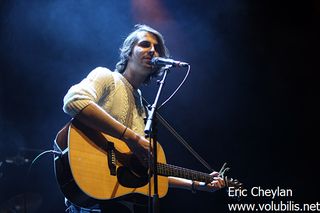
[122,67,148,89]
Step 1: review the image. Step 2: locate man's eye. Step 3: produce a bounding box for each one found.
[139,41,151,48]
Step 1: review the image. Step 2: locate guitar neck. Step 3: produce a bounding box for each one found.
[157,163,213,183]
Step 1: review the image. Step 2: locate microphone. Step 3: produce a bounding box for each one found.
[151,57,189,67]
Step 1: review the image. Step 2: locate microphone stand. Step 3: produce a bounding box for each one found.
[144,66,170,213]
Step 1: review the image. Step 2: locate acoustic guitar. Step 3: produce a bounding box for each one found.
[53,119,241,207]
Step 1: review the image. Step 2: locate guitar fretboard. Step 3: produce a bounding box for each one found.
[157,163,213,183]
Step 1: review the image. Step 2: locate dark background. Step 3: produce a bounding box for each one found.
[0,0,319,212]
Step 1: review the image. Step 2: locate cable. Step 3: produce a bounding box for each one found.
[143,95,215,173]
[157,65,191,110]
[27,149,62,176]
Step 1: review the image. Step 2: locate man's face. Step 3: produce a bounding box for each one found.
[129,31,160,73]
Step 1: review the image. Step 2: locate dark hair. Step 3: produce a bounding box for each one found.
[115,24,169,81]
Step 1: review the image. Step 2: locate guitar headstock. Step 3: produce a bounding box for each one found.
[225,176,243,189]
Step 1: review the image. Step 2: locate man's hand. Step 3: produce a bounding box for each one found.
[126,135,153,167]
[195,171,226,192]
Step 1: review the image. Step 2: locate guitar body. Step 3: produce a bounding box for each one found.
[54,119,168,207]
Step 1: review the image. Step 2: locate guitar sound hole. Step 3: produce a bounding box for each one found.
[117,166,149,188]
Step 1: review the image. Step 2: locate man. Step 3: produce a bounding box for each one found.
[62,24,225,212]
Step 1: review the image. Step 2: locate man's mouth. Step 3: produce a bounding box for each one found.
[143,57,152,65]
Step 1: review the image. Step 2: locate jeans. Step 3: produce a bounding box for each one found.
[65,199,137,213]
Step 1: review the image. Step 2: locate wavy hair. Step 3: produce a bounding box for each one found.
[115,24,169,82]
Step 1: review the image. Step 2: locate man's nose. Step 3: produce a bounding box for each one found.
[148,45,157,56]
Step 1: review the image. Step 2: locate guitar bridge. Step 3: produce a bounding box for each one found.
[107,142,117,176]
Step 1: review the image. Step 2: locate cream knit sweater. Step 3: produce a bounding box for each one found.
[63,67,146,136]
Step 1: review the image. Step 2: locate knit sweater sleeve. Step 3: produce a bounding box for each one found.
[63,67,114,117]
